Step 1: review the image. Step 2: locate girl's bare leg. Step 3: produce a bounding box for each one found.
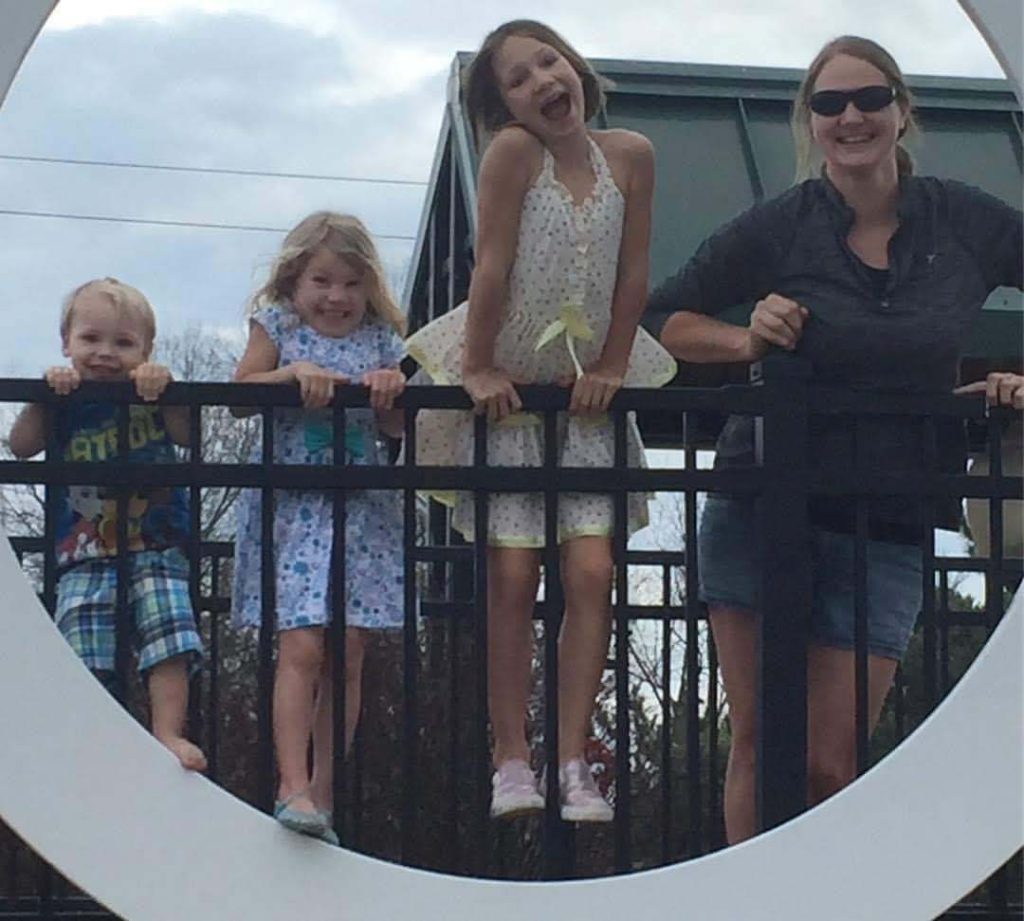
[274,626,324,814]
[488,546,540,767]
[310,627,367,814]
[556,536,613,763]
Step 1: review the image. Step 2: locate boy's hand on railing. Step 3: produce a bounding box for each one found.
[463,367,522,424]
[955,372,1024,410]
[288,361,348,409]
[129,362,174,401]
[362,368,406,412]
[44,366,81,395]
[747,294,809,359]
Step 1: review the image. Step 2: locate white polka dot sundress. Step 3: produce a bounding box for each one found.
[405,135,677,547]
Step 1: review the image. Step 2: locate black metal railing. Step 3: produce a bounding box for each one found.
[0,359,1020,917]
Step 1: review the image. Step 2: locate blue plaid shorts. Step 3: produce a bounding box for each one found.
[55,548,203,674]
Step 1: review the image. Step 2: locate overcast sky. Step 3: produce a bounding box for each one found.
[0,0,1010,376]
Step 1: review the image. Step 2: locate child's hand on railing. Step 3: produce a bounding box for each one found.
[362,368,406,412]
[569,362,624,415]
[287,361,349,409]
[129,363,174,402]
[44,366,81,395]
[955,372,1024,410]
[463,367,522,423]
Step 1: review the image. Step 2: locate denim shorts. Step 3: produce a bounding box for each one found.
[697,496,922,660]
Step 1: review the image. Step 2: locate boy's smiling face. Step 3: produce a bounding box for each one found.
[62,290,151,381]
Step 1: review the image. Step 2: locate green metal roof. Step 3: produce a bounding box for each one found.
[404,57,1022,361]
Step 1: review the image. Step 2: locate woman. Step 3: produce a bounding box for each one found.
[647,35,1022,843]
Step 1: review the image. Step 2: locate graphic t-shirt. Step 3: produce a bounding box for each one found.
[54,402,190,570]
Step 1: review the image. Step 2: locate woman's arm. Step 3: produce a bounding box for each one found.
[650,194,799,363]
[661,295,808,364]
[462,127,536,421]
[946,180,1023,291]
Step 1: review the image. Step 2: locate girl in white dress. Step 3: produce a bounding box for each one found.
[406,20,675,822]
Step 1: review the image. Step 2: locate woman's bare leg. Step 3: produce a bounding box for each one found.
[806,645,898,805]
[708,605,759,844]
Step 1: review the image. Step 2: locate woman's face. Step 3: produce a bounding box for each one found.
[491,34,586,139]
[810,53,906,177]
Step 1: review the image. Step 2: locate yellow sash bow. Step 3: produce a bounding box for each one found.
[534,303,593,378]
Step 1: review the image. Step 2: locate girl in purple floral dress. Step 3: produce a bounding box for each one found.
[232,212,406,844]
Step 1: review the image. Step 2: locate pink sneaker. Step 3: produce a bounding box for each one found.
[559,758,613,823]
[490,758,544,819]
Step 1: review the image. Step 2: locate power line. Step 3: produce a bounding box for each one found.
[0,208,417,241]
[0,153,429,187]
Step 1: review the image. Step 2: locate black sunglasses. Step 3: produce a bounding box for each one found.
[809,84,895,117]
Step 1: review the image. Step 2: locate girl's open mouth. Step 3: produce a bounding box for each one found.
[541,92,571,121]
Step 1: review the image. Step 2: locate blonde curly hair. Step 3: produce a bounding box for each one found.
[250,211,405,335]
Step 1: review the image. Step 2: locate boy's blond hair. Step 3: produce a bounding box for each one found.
[61,278,158,353]
[250,211,406,336]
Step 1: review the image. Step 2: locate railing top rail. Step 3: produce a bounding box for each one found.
[0,378,765,415]
[0,376,1012,423]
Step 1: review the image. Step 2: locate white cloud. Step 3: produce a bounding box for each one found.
[47,0,347,35]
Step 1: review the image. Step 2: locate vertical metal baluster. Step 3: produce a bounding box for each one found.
[684,480,702,855]
[542,404,570,879]
[854,499,870,776]
[707,626,722,851]
[447,539,461,871]
[472,413,491,875]
[920,417,938,710]
[660,568,672,865]
[208,550,221,781]
[39,403,60,915]
[114,402,131,705]
[853,416,869,777]
[331,403,348,847]
[986,412,1004,635]
[753,356,810,831]
[940,570,952,694]
[613,408,631,872]
[187,401,204,767]
[257,406,276,812]
[401,405,419,862]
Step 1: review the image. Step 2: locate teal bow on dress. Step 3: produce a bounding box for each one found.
[304,420,366,460]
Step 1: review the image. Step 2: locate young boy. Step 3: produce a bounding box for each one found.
[9,277,206,771]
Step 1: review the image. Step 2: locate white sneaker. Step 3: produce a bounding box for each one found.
[558,758,613,823]
[490,758,544,819]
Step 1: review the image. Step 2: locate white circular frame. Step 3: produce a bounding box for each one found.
[0,3,1021,919]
